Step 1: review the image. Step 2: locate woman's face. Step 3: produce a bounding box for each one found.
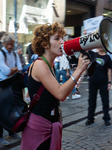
[49,32,64,57]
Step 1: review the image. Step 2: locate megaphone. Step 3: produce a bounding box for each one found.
[62,17,112,55]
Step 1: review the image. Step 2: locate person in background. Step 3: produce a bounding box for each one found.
[60,54,81,100]
[17,45,26,68]
[17,44,30,104]
[107,52,112,71]
[75,73,84,94]
[26,43,34,63]
[20,22,90,150]
[30,53,38,61]
[24,43,37,104]
[67,55,82,98]
[54,56,61,83]
[0,33,22,145]
[85,48,111,126]
[24,53,39,104]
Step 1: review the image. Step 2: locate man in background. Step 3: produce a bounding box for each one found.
[26,43,34,63]
[0,33,22,145]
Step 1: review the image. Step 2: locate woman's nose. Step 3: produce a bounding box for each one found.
[60,38,64,44]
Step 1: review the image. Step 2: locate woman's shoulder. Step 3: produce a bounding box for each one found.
[34,58,50,73]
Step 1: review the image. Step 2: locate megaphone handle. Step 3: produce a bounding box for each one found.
[80,50,96,76]
[80,50,91,60]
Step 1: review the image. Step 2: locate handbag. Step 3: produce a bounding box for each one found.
[0,72,44,132]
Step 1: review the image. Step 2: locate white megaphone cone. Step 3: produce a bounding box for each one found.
[62,17,112,55]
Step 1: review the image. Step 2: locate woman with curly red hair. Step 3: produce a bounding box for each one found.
[20,22,90,150]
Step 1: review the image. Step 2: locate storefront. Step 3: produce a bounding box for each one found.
[5,0,66,54]
[65,0,97,37]
[6,0,52,54]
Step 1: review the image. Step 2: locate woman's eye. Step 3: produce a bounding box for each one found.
[55,38,59,40]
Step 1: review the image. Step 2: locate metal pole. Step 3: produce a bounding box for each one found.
[14,0,18,50]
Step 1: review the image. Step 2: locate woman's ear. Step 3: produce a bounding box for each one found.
[44,45,48,49]
[44,44,50,49]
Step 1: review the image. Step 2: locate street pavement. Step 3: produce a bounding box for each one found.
[1,76,112,150]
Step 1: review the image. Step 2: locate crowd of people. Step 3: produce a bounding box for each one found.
[54,54,81,100]
[54,52,83,100]
[0,21,111,149]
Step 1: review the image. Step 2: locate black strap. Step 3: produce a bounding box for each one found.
[0,49,17,67]
[28,57,42,76]
[29,61,35,76]
[13,51,17,67]
[0,49,6,62]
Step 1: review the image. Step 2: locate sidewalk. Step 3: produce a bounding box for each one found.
[62,111,112,150]
[61,76,112,150]
[61,76,112,127]
[1,76,112,150]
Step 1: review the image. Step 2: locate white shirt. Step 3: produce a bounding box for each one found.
[54,56,61,63]
[0,47,22,81]
[60,54,70,70]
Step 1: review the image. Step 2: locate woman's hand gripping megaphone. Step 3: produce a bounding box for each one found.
[79,50,96,76]
[76,52,91,75]
[61,43,96,76]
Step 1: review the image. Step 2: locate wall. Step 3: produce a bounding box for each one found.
[0,0,3,30]
[53,0,66,26]
[0,0,6,31]
[96,0,112,16]
[65,0,94,26]
[65,13,90,27]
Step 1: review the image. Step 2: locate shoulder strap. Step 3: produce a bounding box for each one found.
[0,49,17,67]
[28,57,42,75]
[41,55,54,75]
[29,84,45,111]
[28,57,44,110]
[41,55,51,70]
[0,49,7,62]
[13,51,17,67]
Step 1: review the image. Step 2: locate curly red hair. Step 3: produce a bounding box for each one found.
[32,22,66,56]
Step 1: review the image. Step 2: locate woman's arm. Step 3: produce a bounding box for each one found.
[32,53,90,101]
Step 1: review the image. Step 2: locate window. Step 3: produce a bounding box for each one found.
[103,9,112,19]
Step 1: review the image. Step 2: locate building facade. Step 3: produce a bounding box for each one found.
[0,0,112,53]
[0,0,6,31]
